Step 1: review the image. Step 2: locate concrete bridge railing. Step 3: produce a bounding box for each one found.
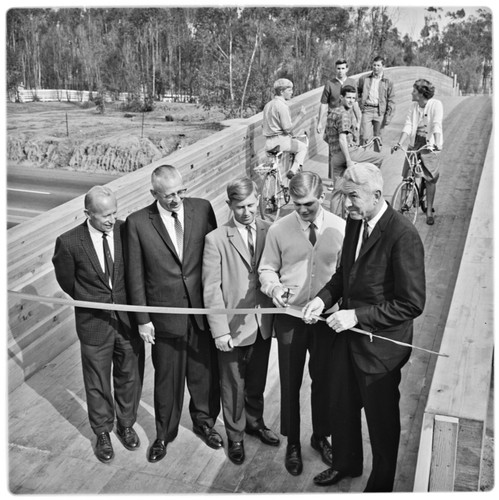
[7,67,458,392]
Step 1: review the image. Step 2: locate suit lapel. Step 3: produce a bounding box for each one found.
[80,222,110,288]
[254,219,267,263]
[227,220,252,268]
[182,198,194,260]
[112,222,123,286]
[148,203,181,263]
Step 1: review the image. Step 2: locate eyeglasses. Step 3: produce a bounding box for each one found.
[154,188,187,201]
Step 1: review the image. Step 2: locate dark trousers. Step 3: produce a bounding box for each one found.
[80,315,144,435]
[151,317,221,442]
[330,333,408,492]
[274,315,333,444]
[218,333,272,441]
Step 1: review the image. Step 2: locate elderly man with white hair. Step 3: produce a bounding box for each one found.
[303,162,426,492]
[262,77,308,179]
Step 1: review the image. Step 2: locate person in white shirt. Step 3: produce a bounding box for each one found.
[52,186,143,464]
[262,78,307,179]
[259,171,345,476]
[392,79,443,225]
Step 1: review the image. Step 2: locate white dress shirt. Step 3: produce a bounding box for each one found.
[157,201,184,256]
[355,200,388,260]
[233,218,257,254]
[87,220,114,286]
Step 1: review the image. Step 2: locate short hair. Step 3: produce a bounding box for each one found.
[341,84,357,97]
[339,162,384,194]
[151,164,182,187]
[273,78,293,96]
[289,171,323,198]
[335,59,348,67]
[226,177,258,202]
[373,56,385,65]
[84,185,115,211]
[413,79,435,99]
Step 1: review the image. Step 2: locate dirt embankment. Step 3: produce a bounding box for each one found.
[6,101,228,173]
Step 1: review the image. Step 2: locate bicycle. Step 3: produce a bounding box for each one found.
[390,144,436,224]
[325,136,382,219]
[254,133,309,222]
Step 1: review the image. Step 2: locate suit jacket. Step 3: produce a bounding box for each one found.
[357,72,395,121]
[202,218,274,347]
[52,220,134,346]
[317,205,425,374]
[125,197,217,338]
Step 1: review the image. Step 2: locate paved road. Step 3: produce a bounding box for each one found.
[6,165,121,228]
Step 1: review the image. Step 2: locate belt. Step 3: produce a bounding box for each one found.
[365,103,379,107]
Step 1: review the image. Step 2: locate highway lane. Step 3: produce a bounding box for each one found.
[7,165,122,228]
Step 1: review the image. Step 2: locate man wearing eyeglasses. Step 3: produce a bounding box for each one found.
[125,165,221,463]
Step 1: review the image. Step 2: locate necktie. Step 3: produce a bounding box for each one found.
[361,219,370,247]
[171,211,183,260]
[102,233,114,283]
[246,225,255,258]
[309,222,317,246]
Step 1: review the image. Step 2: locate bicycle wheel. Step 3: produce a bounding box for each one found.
[259,171,282,221]
[419,178,427,213]
[392,181,419,224]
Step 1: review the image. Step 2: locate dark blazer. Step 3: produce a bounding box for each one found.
[125,197,217,337]
[318,205,425,374]
[52,220,134,346]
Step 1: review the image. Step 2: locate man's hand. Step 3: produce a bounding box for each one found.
[215,334,233,352]
[325,309,358,332]
[300,105,306,117]
[391,143,400,153]
[138,322,155,344]
[316,123,323,135]
[302,297,325,324]
[271,285,292,308]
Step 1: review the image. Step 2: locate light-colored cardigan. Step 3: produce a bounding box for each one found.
[402,98,444,149]
[258,210,345,308]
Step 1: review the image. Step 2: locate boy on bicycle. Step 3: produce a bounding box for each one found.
[326,85,383,217]
[262,78,307,180]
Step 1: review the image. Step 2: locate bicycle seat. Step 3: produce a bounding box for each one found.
[265,146,281,156]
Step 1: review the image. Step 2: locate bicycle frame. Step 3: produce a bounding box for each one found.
[391,145,432,223]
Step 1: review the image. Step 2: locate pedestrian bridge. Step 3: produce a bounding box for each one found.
[7,67,493,493]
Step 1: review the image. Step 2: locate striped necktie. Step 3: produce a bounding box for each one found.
[246,225,255,258]
[102,232,114,284]
[171,211,183,260]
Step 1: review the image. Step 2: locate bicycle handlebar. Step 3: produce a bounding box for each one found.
[391,144,439,155]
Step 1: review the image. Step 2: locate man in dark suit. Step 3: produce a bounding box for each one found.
[202,177,279,465]
[303,162,425,492]
[52,186,144,464]
[126,164,221,463]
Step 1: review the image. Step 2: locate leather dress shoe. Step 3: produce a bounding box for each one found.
[148,439,167,463]
[285,443,303,476]
[95,431,114,463]
[310,434,333,466]
[228,440,245,465]
[313,467,362,486]
[193,423,223,449]
[116,423,140,450]
[246,426,280,446]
